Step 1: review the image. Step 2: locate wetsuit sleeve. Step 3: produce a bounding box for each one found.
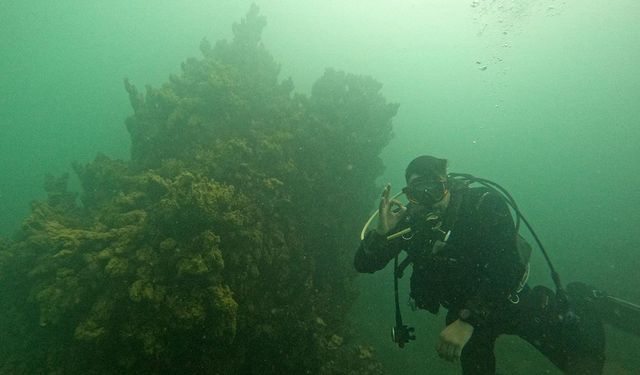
[463,192,523,326]
[354,230,402,273]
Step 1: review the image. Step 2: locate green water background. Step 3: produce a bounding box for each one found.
[1,1,638,373]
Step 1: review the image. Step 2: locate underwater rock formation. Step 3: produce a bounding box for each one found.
[0,5,396,374]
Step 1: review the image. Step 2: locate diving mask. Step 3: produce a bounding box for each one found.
[402,177,448,206]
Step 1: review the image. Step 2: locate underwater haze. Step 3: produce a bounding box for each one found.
[1,1,639,374]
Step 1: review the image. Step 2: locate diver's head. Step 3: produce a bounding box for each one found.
[403,155,450,209]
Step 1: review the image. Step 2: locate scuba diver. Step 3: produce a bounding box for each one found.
[354,155,626,374]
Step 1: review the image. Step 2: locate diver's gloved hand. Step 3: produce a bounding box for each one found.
[377,183,408,235]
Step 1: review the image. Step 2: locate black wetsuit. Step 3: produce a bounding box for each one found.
[355,187,605,374]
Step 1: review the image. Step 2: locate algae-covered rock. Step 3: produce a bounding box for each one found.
[0,5,395,374]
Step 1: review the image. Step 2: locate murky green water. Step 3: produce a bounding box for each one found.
[1,1,638,373]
